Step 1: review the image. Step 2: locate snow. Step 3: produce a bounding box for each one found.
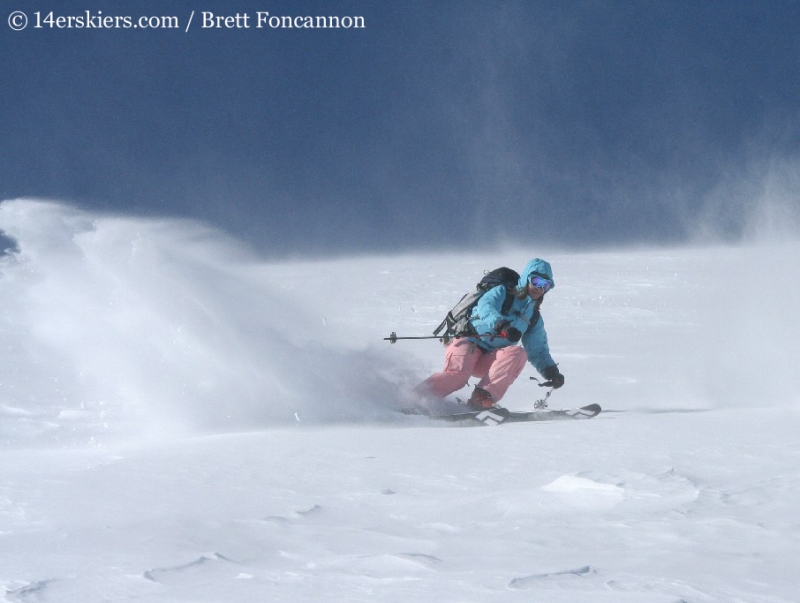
[1,199,799,602]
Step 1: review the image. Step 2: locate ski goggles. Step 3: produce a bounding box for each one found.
[528,274,553,292]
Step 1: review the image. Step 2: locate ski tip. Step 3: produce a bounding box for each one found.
[581,404,602,413]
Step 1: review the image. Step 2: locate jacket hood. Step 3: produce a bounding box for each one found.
[518,258,555,289]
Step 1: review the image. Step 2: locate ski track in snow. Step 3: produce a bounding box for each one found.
[1,200,800,602]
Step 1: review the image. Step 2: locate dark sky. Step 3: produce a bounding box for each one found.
[2,0,800,256]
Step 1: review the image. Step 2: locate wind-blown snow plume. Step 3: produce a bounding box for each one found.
[0,200,412,446]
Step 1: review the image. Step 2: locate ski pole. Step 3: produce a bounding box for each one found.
[383,331,499,344]
[384,331,444,344]
[529,377,554,408]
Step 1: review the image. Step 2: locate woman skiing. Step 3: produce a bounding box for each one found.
[416,258,564,410]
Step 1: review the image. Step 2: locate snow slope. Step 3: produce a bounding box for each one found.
[1,199,799,602]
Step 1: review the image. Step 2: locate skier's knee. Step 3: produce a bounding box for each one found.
[500,346,528,368]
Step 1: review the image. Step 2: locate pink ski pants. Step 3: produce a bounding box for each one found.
[418,338,528,402]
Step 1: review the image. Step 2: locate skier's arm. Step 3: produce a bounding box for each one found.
[522,317,556,375]
[470,286,507,335]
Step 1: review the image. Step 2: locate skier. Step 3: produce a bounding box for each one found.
[416,258,564,410]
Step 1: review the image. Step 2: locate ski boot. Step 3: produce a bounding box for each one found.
[466,387,496,411]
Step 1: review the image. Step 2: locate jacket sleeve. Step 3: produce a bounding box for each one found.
[521,315,556,375]
[469,286,506,335]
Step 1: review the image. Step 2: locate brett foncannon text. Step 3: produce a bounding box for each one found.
[199,12,365,29]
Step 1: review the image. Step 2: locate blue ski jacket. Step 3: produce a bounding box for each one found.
[467,258,557,375]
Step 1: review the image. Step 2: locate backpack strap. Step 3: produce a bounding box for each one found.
[500,288,516,315]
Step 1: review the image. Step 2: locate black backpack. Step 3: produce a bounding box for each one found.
[433,267,521,342]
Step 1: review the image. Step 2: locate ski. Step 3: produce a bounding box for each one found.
[429,403,601,426]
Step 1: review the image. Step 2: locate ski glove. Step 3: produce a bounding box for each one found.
[494,320,522,343]
[542,365,565,389]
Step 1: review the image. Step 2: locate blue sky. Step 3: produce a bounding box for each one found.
[2,0,799,255]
